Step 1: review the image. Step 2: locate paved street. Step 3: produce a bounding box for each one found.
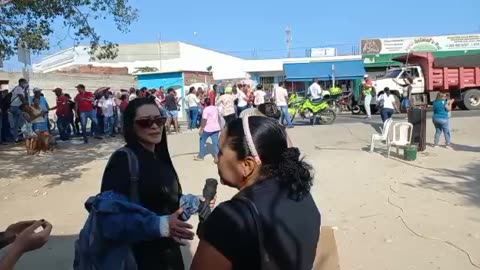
[293,109,480,125]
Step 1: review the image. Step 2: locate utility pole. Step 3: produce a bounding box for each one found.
[286,26,292,58]
[157,32,162,72]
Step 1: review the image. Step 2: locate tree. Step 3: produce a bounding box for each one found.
[0,0,138,61]
[133,66,158,74]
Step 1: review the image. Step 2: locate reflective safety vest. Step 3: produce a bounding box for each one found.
[362,79,373,96]
[329,87,342,95]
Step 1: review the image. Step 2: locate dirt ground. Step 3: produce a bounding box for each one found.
[0,116,479,270]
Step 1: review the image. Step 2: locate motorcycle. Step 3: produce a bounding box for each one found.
[324,92,361,115]
[288,93,336,125]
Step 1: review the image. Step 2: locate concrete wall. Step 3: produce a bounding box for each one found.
[0,71,135,108]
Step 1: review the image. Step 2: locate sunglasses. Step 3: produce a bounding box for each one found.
[135,116,167,128]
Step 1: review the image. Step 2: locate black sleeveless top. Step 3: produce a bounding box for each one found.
[101,143,183,270]
[202,177,321,270]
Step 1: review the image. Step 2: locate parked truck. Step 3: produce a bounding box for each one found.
[372,52,480,110]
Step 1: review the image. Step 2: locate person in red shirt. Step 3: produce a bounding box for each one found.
[52,88,72,141]
[74,84,102,143]
[208,85,217,106]
[156,86,166,105]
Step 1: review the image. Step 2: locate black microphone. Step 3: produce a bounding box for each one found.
[197,178,218,237]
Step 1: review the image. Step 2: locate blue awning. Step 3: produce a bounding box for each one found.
[284,60,366,81]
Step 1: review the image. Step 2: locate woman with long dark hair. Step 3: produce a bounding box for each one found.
[101,98,202,270]
[191,116,320,270]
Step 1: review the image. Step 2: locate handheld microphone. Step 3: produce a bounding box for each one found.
[197,178,218,237]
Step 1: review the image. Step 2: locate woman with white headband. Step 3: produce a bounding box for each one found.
[191,116,321,270]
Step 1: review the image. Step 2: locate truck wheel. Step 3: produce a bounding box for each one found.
[463,89,480,110]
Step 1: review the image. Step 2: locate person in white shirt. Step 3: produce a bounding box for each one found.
[253,84,267,107]
[274,81,293,128]
[186,87,200,129]
[128,87,137,102]
[236,85,249,114]
[307,79,322,100]
[99,92,116,136]
[377,87,399,123]
[9,78,29,142]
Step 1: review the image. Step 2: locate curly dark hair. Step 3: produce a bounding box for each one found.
[226,116,313,200]
[257,102,281,120]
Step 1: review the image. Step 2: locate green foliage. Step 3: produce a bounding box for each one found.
[133,66,159,73]
[0,0,138,61]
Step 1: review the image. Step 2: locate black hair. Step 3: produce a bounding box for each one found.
[129,87,136,93]
[204,97,211,106]
[256,84,263,90]
[140,87,147,91]
[213,84,218,90]
[384,87,391,97]
[279,81,285,87]
[189,86,195,94]
[19,78,27,85]
[257,103,281,120]
[136,90,141,96]
[167,87,175,94]
[122,98,180,190]
[64,93,71,99]
[226,117,313,200]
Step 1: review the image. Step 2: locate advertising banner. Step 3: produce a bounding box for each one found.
[361,34,480,55]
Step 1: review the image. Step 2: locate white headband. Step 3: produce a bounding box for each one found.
[242,116,262,165]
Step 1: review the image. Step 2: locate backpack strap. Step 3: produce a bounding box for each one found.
[235,196,277,270]
[116,147,140,203]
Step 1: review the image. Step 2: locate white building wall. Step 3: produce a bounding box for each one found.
[33,47,91,73]
[178,43,246,80]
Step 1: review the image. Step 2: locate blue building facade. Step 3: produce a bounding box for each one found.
[137,72,186,119]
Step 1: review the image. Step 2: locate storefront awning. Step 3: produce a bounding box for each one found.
[284,60,366,81]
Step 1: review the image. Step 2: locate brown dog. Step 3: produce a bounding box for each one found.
[35,132,55,153]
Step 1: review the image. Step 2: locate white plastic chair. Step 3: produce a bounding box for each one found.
[387,122,413,158]
[370,118,393,153]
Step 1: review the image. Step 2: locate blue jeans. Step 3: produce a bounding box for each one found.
[189,106,199,129]
[279,105,293,127]
[57,116,71,140]
[433,117,451,145]
[237,106,247,116]
[198,131,219,159]
[9,106,24,141]
[80,110,99,141]
[104,116,115,136]
[380,108,394,123]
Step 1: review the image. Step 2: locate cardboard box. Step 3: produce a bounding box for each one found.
[313,226,341,270]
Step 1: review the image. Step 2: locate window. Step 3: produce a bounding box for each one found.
[382,69,402,79]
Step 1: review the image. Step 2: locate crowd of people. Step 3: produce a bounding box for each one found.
[0,93,321,270]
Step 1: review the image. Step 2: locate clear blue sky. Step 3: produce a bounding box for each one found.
[3,0,480,70]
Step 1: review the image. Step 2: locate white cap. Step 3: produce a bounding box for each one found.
[364,74,369,78]
[33,87,42,93]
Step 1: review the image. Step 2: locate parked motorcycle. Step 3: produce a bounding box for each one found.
[324,92,361,115]
[288,93,336,125]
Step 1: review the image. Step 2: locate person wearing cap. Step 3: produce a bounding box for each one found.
[31,88,51,131]
[74,84,102,143]
[362,74,374,119]
[51,88,71,141]
[217,85,236,126]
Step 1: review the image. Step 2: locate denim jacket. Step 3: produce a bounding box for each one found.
[73,191,200,270]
